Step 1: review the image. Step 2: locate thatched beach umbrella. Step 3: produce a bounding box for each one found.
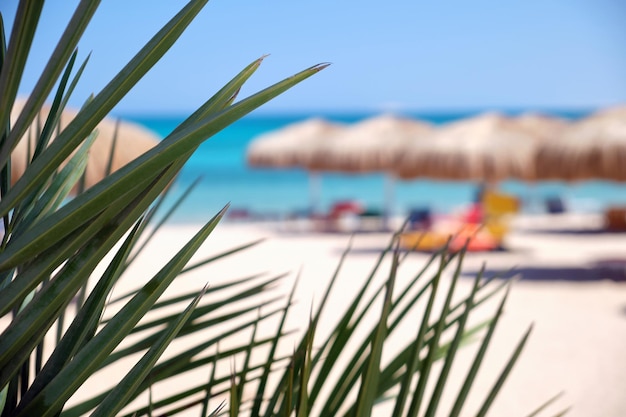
[394,113,539,182]
[10,99,160,190]
[535,108,626,181]
[513,112,569,142]
[301,114,432,173]
[246,118,346,211]
[586,105,626,121]
[297,114,432,222]
[246,118,344,168]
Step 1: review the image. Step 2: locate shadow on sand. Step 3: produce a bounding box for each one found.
[462,261,626,282]
[516,228,626,236]
[337,245,522,256]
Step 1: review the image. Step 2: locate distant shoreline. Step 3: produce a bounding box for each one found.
[119,106,600,122]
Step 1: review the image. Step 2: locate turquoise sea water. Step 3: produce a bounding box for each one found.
[127,110,626,224]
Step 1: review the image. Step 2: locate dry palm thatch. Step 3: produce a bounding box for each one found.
[587,104,626,121]
[245,117,345,169]
[535,107,626,181]
[395,113,539,182]
[513,112,569,142]
[10,98,160,190]
[300,113,433,173]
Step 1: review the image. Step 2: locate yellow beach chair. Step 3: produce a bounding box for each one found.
[481,190,520,243]
[399,230,449,252]
[482,190,520,217]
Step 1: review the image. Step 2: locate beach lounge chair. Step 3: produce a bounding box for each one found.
[358,208,389,232]
[399,223,500,253]
[482,190,520,217]
[604,206,626,231]
[481,190,520,241]
[226,208,253,221]
[399,190,518,253]
[399,227,500,252]
[407,207,433,230]
[316,200,364,232]
[399,230,449,252]
[545,196,566,214]
[449,223,500,252]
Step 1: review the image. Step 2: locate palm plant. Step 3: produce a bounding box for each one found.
[0,1,567,416]
[0,1,322,415]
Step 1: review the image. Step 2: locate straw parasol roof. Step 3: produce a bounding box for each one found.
[535,107,626,181]
[246,118,345,169]
[10,99,160,190]
[300,114,433,173]
[585,104,626,121]
[245,117,346,213]
[394,113,540,182]
[513,112,569,142]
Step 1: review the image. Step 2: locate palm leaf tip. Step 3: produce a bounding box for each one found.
[475,324,534,417]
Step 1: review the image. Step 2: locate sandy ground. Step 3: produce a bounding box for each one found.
[67,213,626,416]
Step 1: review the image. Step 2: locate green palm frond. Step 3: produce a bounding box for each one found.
[0,0,326,415]
[0,0,563,416]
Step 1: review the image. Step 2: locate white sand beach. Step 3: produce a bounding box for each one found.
[70,213,626,416]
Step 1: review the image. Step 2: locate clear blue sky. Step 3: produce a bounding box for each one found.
[2,0,626,115]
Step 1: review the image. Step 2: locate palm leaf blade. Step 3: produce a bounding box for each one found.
[12,207,226,417]
[89,286,207,417]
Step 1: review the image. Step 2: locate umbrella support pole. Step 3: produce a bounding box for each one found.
[384,175,395,231]
[309,172,322,215]
[527,181,542,214]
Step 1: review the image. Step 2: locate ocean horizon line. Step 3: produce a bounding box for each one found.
[118,105,608,122]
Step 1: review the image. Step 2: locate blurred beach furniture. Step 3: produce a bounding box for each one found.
[399,189,520,252]
[225,207,254,221]
[357,207,389,232]
[247,114,433,227]
[545,196,567,214]
[604,206,626,231]
[246,118,346,213]
[319,200,364,233]
[481,189,521,239]
[407,207,433,230]
[10,97,160,192]
[309,200,391,234]
[276,199,394,234]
